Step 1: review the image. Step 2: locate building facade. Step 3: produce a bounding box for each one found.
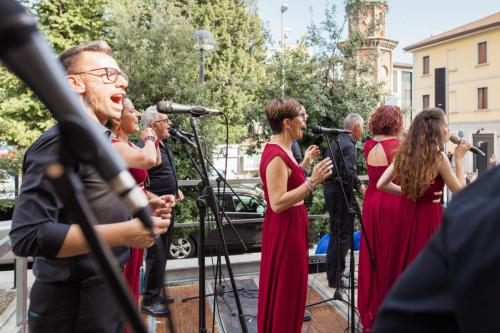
[405,12,500,175]
[345,0,413,120]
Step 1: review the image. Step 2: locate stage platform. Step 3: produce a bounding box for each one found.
[146,274,354,333]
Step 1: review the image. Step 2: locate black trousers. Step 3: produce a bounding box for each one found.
[28,277,124,333]
[143,210,175,304]
[324,185,354,285]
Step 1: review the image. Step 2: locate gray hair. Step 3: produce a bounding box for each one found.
[142,105,160,127]
[344,113,364,130]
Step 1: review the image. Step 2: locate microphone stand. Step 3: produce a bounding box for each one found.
[47,138,147,333]
[178,137,248,319]
[306,132,376,333]
[188,116,248,333]
[178,138,248,250]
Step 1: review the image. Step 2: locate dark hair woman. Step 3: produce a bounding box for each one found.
[257,98,332,333]
[108,98,173,321]
[358,105,403,332]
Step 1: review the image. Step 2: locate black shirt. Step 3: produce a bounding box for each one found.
[143,140,178,196]
[9,125,130,282]
[323,132,361,190]
[291,140,303,164]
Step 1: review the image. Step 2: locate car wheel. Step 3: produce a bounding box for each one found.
[169,237,196,259]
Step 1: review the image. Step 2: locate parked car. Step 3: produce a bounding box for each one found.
[168,187,266,259]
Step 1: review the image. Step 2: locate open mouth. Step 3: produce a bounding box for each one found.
[110,94,123,105]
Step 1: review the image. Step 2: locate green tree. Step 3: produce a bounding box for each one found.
[107,0,199,112]
[0,0,109,148]
[189,0,268,143]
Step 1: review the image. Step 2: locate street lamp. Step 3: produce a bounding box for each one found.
[193,30,216,102]
[280,4,288,97]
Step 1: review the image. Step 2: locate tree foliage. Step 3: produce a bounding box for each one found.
[0,0,109,148]
[189,0,268,143]
[250,2,384,151]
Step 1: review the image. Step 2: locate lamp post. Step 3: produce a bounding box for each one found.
[193,30,216,102]
[280,4,288,97]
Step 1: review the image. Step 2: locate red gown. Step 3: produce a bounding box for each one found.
[359,138,445,332]
[358,138,401,332]
[397,175,444,268]
[257,144,309,333]
[111,138,148,307]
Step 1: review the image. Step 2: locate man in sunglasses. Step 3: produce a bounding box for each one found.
[9,41,171,332]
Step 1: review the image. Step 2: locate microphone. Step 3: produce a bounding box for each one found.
[311,124,352,135]
[0,0,153,227]
[157,101,222,116]
[449,135,486,157]
[176,128,194,138]
[168,128,196,148]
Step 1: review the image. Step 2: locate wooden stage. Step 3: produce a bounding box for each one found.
[144,278,350,333]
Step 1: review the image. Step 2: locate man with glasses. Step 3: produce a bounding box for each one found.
[139,106,184,316]
[9,41,171,332]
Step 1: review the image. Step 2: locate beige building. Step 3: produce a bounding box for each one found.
[405,12,500,175]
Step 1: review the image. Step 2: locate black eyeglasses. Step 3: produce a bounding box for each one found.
[71,67,128,84]
[154,118,171,125]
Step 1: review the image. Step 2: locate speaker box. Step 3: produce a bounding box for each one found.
[435,68,446,112]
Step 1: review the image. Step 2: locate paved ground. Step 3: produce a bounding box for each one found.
[0,217,360,332]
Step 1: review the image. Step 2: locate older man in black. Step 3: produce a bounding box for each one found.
[140,106,184,316]
[324,113,366,289]
[9,41,170,332]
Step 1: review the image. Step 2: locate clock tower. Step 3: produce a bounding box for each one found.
[345,0,398,92]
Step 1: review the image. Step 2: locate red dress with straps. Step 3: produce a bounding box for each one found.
[111,138,148,307]
[358,138,401,332]
[257,144,309,333]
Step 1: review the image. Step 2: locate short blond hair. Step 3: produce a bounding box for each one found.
[59,40,112,73]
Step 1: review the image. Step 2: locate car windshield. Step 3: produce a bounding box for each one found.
[233,195,265,214]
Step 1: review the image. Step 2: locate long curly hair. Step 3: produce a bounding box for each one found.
[393,108,445,199]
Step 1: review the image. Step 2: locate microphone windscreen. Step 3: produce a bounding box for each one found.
[156,101,171,113]
[449,134,460,145]
[311,124,322,134]
[0,0,37,49]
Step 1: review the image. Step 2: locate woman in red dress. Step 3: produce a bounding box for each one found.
[108,98,162,306]
[375,108,470,326]
[257,98,332,333]
[358,105,403,332]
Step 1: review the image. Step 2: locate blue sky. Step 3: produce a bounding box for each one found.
[256,0,500,63]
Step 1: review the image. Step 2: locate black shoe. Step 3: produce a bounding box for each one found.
[303,311,312,322]
[159,294,174,305]
[328,277,349,289]
[141,301,170,317]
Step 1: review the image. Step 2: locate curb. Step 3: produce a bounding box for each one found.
[0,297,17,332]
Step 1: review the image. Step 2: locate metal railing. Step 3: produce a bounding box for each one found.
[0,227,27,332]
